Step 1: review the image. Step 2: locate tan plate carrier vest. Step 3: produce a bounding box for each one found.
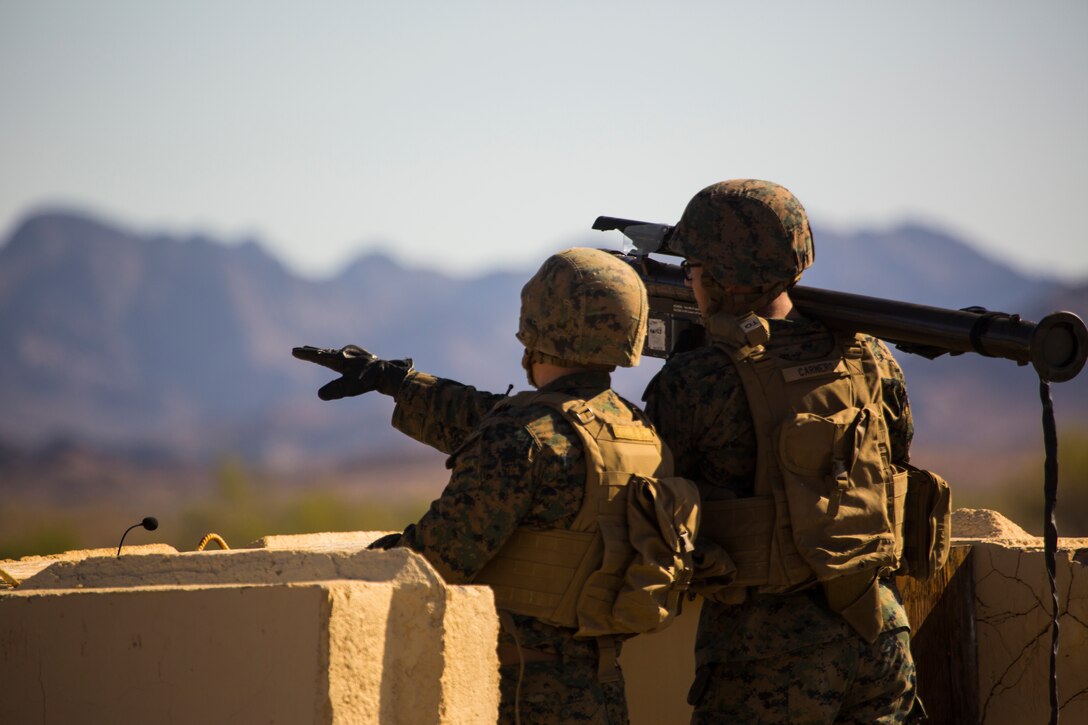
[473,389,701,642]
[700,332,908,642]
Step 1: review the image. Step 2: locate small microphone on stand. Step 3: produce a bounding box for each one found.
[116,517,159,558]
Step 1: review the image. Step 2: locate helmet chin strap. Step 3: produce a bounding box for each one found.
[521,348,538,387]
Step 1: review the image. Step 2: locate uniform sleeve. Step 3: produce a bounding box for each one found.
[867,338,913,464]
[396,419,538,583]
[391,371,508,454]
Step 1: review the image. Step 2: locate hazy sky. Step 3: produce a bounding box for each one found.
[2,1,1086,280]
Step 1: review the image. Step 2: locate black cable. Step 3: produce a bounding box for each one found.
[116,516,159,558]
[1039,379,1060,724]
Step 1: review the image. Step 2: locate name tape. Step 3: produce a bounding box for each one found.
[781,359,847,382]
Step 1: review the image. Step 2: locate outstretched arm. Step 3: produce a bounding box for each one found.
[391,371,508,454]
[292,343,507,454]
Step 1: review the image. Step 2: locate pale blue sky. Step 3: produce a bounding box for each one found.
[2,1,1086,280]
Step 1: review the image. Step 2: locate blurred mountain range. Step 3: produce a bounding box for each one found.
[1,209,1085,482]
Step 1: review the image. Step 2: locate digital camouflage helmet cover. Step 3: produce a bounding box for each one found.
[517,247,649,369]
[671,179,815,315]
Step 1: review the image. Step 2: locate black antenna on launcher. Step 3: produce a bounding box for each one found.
[116,517,159,558]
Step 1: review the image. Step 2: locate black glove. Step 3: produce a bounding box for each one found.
[292,345,413,400]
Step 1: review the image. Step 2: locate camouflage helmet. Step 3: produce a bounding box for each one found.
[671,179,815,290]
[517,248,648,367]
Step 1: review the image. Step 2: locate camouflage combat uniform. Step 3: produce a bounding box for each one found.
[644,316,918,724]
[387,369,638,724]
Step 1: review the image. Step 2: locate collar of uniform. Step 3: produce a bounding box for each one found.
[537,370,613,395]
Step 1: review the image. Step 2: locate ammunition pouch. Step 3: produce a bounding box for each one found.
[894,464,952,580]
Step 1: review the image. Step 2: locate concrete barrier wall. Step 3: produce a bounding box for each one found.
[0,546,499,725]
[2,516,1086,724]
[971,544,1088,724]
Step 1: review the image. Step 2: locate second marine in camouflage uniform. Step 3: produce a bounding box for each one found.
[392,369,635,723]
[643,180,918,723]
[295,247,668,724]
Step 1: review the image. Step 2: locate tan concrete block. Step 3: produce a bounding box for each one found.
[249,531,396,551]
[17,545,439,591]
[1,546,500,724]
[0,544,177,588]
[1,584,329,724]
[436,586,501,723]
[972,542,1088,725]
[322,581,499,724]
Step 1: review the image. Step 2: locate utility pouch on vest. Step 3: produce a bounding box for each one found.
[894,464,952,580]
[473,390,702,640]
[778,403,898,580]
[578,473,701,637]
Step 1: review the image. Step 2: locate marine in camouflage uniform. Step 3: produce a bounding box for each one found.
[642,180,918,724]
[294,247,659,724]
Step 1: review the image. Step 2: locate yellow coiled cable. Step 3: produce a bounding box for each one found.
[196,533,230,551]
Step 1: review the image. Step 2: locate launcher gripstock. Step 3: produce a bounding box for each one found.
[593,216,1088,383]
